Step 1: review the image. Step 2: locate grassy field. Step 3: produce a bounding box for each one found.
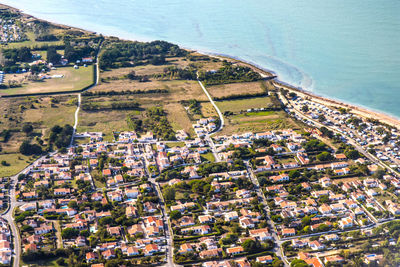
[0,65,94,95]
[219,110,302,136]
[0,153,34,177]
[200,102,218,118]
[207,81,266,98]
[216,97,273,113]
[201,152,215,162]
[77,108,130,141]
[0,96,76,175]
[164,102,195,136]
[23,97,76,128]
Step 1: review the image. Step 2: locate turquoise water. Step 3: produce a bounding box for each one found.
[3,0,400,117]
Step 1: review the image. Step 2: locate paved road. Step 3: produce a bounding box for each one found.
[245,161,289,266]
[1,153,51,267]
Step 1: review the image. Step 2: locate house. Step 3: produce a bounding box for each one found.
[339,217,353,229]
[226,246,244,256]
[144,244,159,256]
[86,252,97,262]
[224,211,239,221]
[256,255,273,264]
[325,255,344,264]
[54,188,71,196]
[198,215,214,224]
[199,248,222,259]
[126,246,140,256]
[179,243,194,254]
[270,174,289,183]
[282,228,296,237]
[309,240,325,251]
[102,249,116,260]
[249,228,272,241]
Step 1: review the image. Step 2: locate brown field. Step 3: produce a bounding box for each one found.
[207,81,266,98]
[200,102,218,118]
[164,103,195,136]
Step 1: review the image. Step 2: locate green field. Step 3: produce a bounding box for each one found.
[0,153,34,177]
[219,110,303,136]
[216,97,273,113]
[0,65,94,95]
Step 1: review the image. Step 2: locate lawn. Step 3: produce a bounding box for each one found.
[201,152,215,162]
[0,65,94,95]
[216,97,273,113]
[164,102,195,135]
[207,81,266,99]
[0,153,33,177]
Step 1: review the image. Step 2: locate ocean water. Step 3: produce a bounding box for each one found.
[3,0,400,117]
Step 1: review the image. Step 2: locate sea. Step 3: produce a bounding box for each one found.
[2,0,400,118]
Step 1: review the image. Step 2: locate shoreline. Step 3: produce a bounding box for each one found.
[2,2,400,130]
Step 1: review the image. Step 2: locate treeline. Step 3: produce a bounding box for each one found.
[35,34,59,42]
[82,88,168,96]
[81,101,140,111]
[198,61,262,85]
[64,41,95,62]
[2,47,32,63]
[154,66,197,80]
[99,40,187,70]
[126,107,175,140]
[214,92,268,101]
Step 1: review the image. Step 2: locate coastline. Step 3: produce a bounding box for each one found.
[2,2,400,130]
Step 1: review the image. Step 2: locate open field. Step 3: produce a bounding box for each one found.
[0,65,94,95]
[200,102,218,118]
[207,81,266,98]
[0,153,34,177]
[77,109,131,141]
[216,97,273,113]
[164,102,195,136]
[0,96,76,171]
[93,79,208,102]
[219,110,303,136]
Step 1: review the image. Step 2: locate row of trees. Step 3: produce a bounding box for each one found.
[81,101,140,111]
[99,40,186,70]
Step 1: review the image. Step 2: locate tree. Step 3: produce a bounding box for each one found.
[301,105,309,112]
[19,140,42,155]
[169,210,182,220]
[163,187,175,201]
[47,46,61,64]
[317,151,333,161]
[22,124,33,135]
[61,228,79,239]
[345,149,359,159]
[241,239,260,252]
